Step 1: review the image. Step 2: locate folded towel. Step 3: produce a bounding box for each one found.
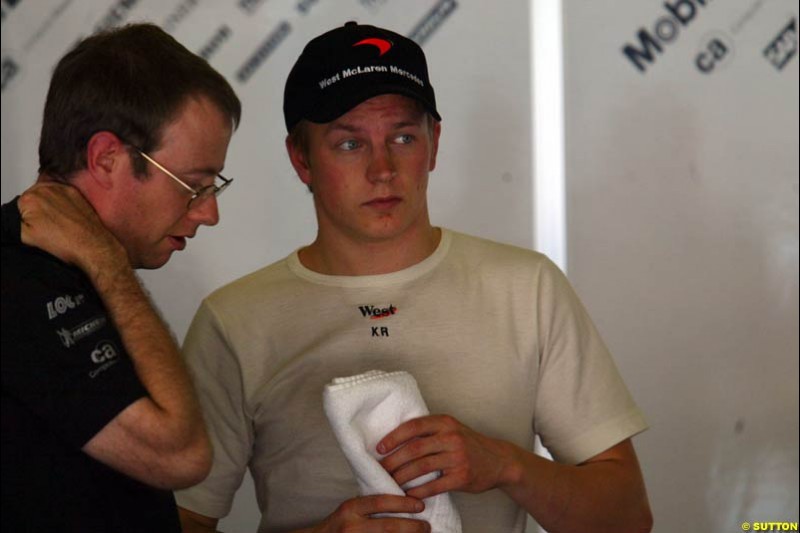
[323,370,462,532]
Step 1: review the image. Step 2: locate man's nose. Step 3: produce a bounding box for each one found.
[188,195,220,226]
[367,145,397,184]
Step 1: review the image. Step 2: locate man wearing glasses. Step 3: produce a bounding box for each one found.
[1,23,240,532]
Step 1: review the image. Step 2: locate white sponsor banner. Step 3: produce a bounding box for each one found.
[564,1,798,531]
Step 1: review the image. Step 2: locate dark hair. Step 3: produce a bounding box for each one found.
[38,23,241,178]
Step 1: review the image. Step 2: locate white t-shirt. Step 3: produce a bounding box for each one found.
[176,229,647,532]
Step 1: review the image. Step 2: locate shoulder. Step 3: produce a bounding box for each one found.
[201,254,297,313]
[445,229,555,275]
[2,240,85,304]
[2,197,83,284]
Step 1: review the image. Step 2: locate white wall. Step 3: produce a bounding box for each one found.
[562,1,799,531]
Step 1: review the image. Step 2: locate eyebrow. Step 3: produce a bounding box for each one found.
[391,120,424,130]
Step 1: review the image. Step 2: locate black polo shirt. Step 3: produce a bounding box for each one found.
[1,198,180,532]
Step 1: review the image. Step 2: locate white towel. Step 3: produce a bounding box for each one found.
[323,370,462,532]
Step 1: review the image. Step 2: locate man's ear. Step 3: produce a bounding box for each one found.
[285,135,313,189]
[85,131,126,189]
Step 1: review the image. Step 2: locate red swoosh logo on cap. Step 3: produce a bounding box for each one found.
[353,38,392,56]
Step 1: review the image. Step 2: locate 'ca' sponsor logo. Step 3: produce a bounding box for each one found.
[695,32,733,74]
[90,341,118,364]
[88,341,120,378]
[46,293,86,320]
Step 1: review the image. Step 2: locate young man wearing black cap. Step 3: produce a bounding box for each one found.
[177,22,652,533]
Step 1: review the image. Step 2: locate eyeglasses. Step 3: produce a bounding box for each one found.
[136,150,232,210]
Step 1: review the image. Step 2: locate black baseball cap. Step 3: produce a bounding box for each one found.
[283,21,441,132]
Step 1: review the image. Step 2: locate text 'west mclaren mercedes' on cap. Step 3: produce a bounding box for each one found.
[283,21,441,132]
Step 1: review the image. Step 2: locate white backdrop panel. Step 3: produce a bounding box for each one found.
[563,1,798,531]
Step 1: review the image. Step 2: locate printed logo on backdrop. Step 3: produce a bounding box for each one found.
[162,0,200,33]
[240,0,323,17]
[296,0,321,15]
[359,0,390,14]
[197,25,231,62]
[694,31,733,74]
[408,0,458,46]
[160,1,231,62]
[621,0,796,75]
[1,0,29,24]
[1,56,19,92]
[1,0,24,24]
[622,0,712,73]
[239,0,267,15]
[763,18,797,71]
[94,0,139,34]
[236,21,291,83]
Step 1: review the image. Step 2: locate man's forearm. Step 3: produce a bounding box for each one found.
[499,439,653,533]
[18,183,211,486]
[91,260,207,450]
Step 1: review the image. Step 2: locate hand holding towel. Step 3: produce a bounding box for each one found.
[323,370,462,532]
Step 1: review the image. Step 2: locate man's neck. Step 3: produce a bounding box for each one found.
[298,225,442,276]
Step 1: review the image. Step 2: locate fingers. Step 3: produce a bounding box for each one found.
[378,415,458,455]
[379,415,463,483]
[326,495,430,533]
[19,182,93,233]
[405,476,455,501]
[341,494,425,516]
[380,436,446,479]
[378,415,510,498]
[347,518,430,533]
[18,181,125,271]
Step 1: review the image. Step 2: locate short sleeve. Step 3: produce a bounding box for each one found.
[533,258,648,464]
[175,299,253,519]
[1,255,146,448]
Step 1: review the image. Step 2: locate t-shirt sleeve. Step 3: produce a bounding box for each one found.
[533,257,648,464]
[175,299,253,519]
[1,268,147,448]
